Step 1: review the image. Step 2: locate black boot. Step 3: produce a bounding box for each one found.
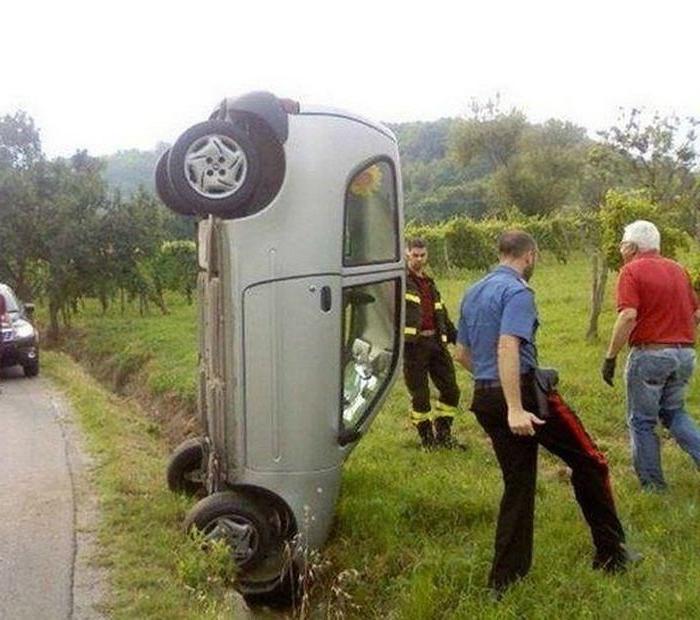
[593,547,643,573]
[416,420,435,450]
[434,416,466,450]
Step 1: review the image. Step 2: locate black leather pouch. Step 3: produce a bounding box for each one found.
[533,367,559,419]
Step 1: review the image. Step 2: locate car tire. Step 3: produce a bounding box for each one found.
[23,361,39,378]
[235,113,286,217]
[184,491,272,570]
[242,563,302,610]
[155,148,194,216]
[166,437,206,496]
[168,120,261,219]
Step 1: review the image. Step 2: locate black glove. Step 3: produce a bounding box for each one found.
[446,321,458,345]
[602,357,616,386]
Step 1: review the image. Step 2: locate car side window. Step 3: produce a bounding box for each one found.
[343,159,398,266]
[340,279,399,432]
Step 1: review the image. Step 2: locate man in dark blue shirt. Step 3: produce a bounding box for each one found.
[454,230,634,595]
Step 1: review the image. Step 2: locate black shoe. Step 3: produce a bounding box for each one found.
[434,416,467,451]
[416,420,435,450]
[593,548,643,573]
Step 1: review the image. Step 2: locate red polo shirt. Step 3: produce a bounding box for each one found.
[616,251,698,345]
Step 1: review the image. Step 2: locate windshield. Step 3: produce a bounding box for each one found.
[343,159,399,266]
[0,285,20,313]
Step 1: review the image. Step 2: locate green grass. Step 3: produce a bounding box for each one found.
[66,298,198,406]
[43,352,238,619]
[58,254,700,618]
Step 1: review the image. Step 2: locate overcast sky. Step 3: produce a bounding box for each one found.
[2,0,698,157]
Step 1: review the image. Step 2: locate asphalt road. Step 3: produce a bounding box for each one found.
[0,367,104,620]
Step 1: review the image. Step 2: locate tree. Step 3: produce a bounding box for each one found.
[450,100,589,217]
[599,109,700,235]
[584,189,687,341]
[0,112,45,298]
[153,240,198,304]
[450,98,527,171]
[0,111,43,170]
[39,152,108,338]
[576,109,700,341]
[100,188,172,316]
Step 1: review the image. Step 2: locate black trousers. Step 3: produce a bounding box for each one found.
[471,381,626,591]
[403,337,460,416]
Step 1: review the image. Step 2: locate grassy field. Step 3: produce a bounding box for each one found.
[53,253,700,618]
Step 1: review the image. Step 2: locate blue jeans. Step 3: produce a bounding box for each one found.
[626,347,700,489]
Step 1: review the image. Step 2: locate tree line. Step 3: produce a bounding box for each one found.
[390,100,700,228]
[0,112,197,339]
[2,102,698,342]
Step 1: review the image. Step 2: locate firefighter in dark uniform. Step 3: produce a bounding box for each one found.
[403,237,462,449]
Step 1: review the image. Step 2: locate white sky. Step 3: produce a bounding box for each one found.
[2,0,698,157]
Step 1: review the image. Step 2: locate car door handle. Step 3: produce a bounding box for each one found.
[320,286,332,312]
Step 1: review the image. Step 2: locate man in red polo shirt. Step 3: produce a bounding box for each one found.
[602,220,700,491]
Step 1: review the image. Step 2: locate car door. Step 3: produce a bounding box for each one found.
[243,275,341,471]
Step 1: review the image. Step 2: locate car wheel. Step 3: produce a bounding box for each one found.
[166,437,206,495]
[168,120,261,219]
[242,563,302,610]
[23,360,39,378]
[234,112,286,217]
[184,491,271,570]
[155,148,194,216]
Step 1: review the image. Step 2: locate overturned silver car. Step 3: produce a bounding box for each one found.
[156,92,404,605]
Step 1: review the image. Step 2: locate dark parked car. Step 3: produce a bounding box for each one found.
[0,283,39,377]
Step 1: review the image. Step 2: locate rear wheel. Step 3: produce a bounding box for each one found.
[166,437,205,496]
[184,492,272,570]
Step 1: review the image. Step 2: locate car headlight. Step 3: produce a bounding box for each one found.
[14,320,35,339]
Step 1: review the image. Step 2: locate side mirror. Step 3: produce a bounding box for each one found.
[24,303,35,318]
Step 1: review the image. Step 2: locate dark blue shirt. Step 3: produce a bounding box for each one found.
[457,265,539,380]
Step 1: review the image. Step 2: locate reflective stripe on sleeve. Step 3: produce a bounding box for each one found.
[404,327,418,335]
[405,293,421,304]
[434,301,444,310]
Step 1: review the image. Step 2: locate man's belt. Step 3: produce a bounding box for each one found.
[419,329,436,337]
[633,343,695,350]
[474,379,502,389]
[474,371,535,389]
